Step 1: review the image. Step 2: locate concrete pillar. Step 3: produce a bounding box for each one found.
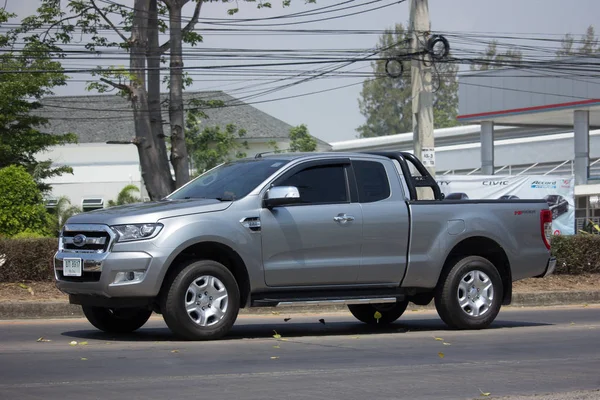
[481,121,494,175]
[574,110,590,185]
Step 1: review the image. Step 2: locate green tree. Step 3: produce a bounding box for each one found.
[469,40,523,71]
[0,10,77,193]
[107,185,142,207]
[0,165,51,237]
[357,23,460,138]
[557,25,599,57]
[185,112,249,175]
[21,0,316,200]
[289,124,317,152]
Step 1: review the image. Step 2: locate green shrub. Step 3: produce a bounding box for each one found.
[0,165,51,237]
[0,238,57,282]
[551,234,600,275]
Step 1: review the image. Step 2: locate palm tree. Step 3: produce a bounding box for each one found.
[107,184,141,207]
[48,196,82,235]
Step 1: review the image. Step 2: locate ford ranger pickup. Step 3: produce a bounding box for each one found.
[54,151,556,340]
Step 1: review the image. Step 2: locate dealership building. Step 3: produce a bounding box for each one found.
[330,56,600,233]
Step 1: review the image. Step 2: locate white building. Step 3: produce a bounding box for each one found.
[36,91,330,210]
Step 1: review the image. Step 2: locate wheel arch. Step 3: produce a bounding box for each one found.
[158,241,251,309]
[438,236,512,305]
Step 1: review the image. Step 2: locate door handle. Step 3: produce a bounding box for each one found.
[333,213,355,224]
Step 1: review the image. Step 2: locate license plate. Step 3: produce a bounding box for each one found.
[63,258,82,277]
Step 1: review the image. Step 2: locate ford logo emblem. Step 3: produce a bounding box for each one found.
[72,234,87,247]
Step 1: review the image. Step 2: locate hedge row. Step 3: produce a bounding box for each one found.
[0,235,599,282]
[0,238,58,282]
[551,235,600,275]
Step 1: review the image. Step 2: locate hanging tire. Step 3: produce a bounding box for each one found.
[435,255,503,330]
[82,306,152,334]
[348,300,409,325]
[160,260,240,341]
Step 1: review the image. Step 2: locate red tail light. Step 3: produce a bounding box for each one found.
[540,209,553,250]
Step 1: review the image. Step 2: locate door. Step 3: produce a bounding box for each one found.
[260,161,363,287]
[352,159,410,284]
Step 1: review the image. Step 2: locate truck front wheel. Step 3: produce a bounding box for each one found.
[348,300,409,325]
[82,306,152,333]
[160,260,240,340]
[435,255,503,330]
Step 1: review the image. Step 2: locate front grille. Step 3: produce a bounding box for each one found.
[57,271,101,282]
[62,230,111,253]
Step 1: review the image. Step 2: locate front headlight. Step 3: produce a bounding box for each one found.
[111,223,163,242]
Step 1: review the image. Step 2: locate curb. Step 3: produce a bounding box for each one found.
[1,291,599,320]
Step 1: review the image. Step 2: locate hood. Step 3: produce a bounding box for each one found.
[65,198,231,226]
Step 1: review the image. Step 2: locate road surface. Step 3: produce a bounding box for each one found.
[0,305,599,400]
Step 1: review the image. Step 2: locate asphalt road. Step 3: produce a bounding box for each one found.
[0,305,599,400]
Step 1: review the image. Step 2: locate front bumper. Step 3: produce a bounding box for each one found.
[536,256,556,278]
[54,249,168,298]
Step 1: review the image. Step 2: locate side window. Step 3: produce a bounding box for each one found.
[353,160,391,203]
[277,164,348,205]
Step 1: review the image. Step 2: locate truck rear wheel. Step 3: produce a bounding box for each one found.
[348,300,409,325]
[435,255,503,330]
[82,306,152,334]
[160,260,240,340]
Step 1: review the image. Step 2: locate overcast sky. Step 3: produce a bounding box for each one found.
[6,0,600,143]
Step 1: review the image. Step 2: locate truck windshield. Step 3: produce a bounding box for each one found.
[168,158,290,201]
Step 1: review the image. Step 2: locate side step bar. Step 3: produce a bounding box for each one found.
[274,297,398,307]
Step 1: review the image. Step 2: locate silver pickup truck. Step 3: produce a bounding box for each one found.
[55,151,556,340]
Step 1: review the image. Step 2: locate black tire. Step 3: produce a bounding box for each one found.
[82,306,152,334]
[435,255,503,330]
[160,260,240,340]
[348,300,409,325]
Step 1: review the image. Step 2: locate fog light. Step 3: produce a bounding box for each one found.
[113,270,146,285]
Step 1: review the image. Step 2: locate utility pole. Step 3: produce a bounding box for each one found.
[409,0,435,198]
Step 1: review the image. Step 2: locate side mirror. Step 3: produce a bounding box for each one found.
[264,186,301,208]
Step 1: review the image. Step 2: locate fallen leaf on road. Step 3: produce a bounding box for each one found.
[570,322,575,325]
[69,341,78,346]
[479,389,491,396]
[352,336,360,339]
[271,311,280,315]
[434,337,444,341]
[438,352,445,359]
[270,356,279,360]
[81,358,88,361]
[443,342,451,346]
[37,337,51,342]
[374,311,382,323]
[411,309,419,312]
[273,331,282,339]
[79,341,88,346]
[171,350,179,353]
[284,318,291,322]
[273,345,280,349]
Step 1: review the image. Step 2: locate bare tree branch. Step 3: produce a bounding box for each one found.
[100,77,131,92]
[91,0,129,43]
[159,0,202,54]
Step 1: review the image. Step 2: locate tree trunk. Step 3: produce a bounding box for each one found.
[147,0,175,193]
[131,0,173,200]
[167,1,190,188]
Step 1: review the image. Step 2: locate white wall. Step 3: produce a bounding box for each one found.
[37,143,145,208]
